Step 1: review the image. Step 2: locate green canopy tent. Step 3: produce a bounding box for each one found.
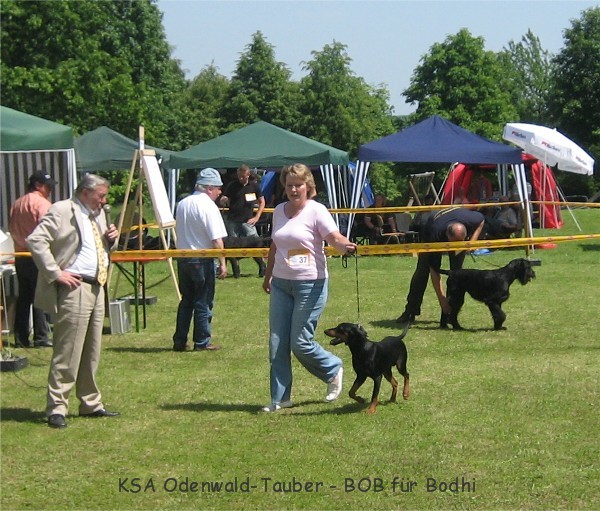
[75,126,175,172]
[169,121,349,169]
[75,126,178,226]
[1,106,76,232]
[169,121,351,227]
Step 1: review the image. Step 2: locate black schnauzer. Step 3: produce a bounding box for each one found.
[222,235,267,278]
[439,258,536,330]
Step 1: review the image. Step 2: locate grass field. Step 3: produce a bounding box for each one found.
[1,208,599,511]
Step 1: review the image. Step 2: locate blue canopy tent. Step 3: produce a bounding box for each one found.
[358,115,523,165]
[352,115,525,237]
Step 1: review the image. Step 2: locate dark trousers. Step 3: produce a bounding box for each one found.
[404,251,467,315]
[173,258,216,349]
[14,256,50,344]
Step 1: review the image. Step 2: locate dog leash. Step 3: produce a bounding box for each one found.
[469,252,503,268]
[342,254,361,326]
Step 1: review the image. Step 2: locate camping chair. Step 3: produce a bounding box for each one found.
[380,213,419,244]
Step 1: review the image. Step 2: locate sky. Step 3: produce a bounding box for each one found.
[157,0,599,115]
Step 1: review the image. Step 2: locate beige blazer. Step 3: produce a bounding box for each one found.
[27,199,115,315]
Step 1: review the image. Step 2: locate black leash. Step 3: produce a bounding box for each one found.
[342,254,361,325]
[469,251,503,268]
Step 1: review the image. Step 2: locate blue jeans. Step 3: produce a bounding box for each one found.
[173,258,216,348]
[268,277,342,404]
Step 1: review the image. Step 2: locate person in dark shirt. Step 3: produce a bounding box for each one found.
[396,207,485,324]
[353,193,396,244]
[363,194,396,243]
[409,193,435,239]
[218,164,266,277]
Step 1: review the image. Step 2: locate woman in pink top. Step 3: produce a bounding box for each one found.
[261,164,356,412]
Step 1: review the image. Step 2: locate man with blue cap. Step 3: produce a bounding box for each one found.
[172,168,228,352]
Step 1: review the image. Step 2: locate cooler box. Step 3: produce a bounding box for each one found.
[109,299,130,334]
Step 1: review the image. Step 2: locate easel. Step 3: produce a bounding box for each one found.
[110,127,180,331]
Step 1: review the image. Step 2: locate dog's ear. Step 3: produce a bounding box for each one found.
[347,324,366,339]
[518,260,536,284]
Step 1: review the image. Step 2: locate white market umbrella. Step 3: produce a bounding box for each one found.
[503,122,594,176]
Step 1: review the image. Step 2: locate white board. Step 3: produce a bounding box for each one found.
[141,153,176,228]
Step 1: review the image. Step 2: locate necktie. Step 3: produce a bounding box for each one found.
[90,215,108,286]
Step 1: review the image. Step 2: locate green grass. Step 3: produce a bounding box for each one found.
[1,209,599,510]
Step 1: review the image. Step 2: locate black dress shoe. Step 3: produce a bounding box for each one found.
[395,312,416,324]
[34,339,53,348]
[173,343,187,352]
[80,409,120,418]
[48,414,67,429]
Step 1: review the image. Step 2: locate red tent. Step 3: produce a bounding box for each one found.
[441,154,562,228]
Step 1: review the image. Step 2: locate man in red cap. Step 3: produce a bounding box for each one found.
[9,171,56,348]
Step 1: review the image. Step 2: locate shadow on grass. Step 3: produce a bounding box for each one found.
[227,273,263,279]
[106,346,172,354]
[292,402,372,416]
[1,407,45,424]
[369,318,499,333]
[161,399,359,415]
[580,243,600,251]
[162,401,264,414]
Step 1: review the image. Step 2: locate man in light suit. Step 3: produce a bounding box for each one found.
[28,174,119,429]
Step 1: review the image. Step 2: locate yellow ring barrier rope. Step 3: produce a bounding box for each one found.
[3,234,599,261]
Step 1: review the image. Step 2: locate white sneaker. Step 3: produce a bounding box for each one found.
[325,367,344,402]
[261,400,293,413]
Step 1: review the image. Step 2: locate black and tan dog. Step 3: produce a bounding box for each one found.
[439,258,536,330]
[324,323,410,414]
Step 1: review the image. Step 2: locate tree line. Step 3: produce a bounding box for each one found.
[1,0,598,199]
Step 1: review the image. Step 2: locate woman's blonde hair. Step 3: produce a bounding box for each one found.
[280,163,317,199]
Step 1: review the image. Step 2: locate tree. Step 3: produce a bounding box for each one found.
[223,31,300,129]
[0,0,186,148]
[297,41,398,198]
[298,41,394,151]
[498,30,555,124]
[403,28,517,140]
[179,64,231,146]
[548,7,600,193]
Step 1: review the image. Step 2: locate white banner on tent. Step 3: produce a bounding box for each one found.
[0,149,76,233]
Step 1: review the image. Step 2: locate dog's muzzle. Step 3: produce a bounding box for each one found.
[324,329,346,345]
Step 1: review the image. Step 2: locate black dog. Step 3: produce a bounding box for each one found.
[439,258,536,330]
[222,235,267,278]
[324,323,410,414]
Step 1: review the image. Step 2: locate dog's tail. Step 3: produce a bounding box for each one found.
[399,321,410,339]
[438,268,451,275]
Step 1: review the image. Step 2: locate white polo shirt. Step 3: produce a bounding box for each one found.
[175,191,227,250]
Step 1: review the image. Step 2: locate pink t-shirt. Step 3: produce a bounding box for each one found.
[9,190,52,251]
[271,200,338,281]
